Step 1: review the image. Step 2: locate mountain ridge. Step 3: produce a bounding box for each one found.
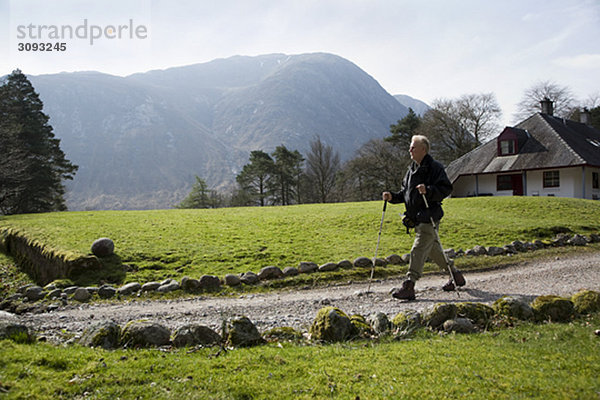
[22,53,410,210]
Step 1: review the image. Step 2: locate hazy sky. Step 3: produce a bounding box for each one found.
[1,0,599,126]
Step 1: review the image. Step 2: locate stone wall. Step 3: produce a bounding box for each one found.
[0,228,100,286]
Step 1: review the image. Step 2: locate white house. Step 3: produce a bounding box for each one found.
[446,100,600,200]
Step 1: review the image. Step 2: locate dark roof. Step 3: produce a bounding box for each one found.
[446,113,600,182]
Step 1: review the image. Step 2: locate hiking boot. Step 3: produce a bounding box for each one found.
[391,279,416,301]
[442,268,466,291]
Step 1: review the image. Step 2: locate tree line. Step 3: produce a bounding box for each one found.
[179,82,599,209]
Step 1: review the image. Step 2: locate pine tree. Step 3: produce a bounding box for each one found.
[176,176,212,209]
[0,69,78,214]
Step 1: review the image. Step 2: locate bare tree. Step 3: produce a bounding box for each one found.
[514,80,577,121]
[305,136,340,203]
[457,93,502,144]
[418,99,478,166]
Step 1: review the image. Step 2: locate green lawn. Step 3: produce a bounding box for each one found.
[1,314,599,399]
[1,197,599,285]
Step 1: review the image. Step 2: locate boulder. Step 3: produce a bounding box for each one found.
[117,282,141,296]
[199,275,221,291]
[91,237,115,257]
[98,285,117,299]
[172,324,222,348]
[350,314,374,336]
[224,274,242,286]
[456,302,495,328]
[422,303,457,330]
[73,287,91,302]
[80,321,121,349]
[309,307,357,342]
[392,310,422,331]
[224,316,264,347]
[337,260,354,269]
[298,262,318,274]
[532,295,575,322]
[257,266,284,280]
[368,312,391,334]
[385,254,404,265]
[511,240,526,252]
[121,320,171,348]
[157,281,180,293]
[282,267,299,277]
[466,245,487,256]
[64,286,79,295]
[353,257,372,268]
[318,262,339,272]
[142,282,161,292]
[0,320,33,343]
[181,277,200,292]
[24,286,46,301]
[567,234,588,246]
[443,318,477,334]
[374,258,387,267]
[401,253,411,263]
[486,246,506,256]
[47,289,63,299]
[493,296,534,320]
[240,272,259,285]
[571,290,600,315]
[263,327,303,342]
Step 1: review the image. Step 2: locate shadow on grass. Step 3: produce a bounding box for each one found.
[69,253,126,287]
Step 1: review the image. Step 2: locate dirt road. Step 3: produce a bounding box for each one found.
[19,251,600,342]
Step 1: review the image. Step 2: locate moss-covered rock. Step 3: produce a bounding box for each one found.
[493,296,534,320]
[369,312,391,334]
[350,314,374,336]
[391,310,422,331]
[571,290,600,315]
[422,303,457,330]
[531,295,575,322]
[172,324,222,347]
[309,307,357,342]
[0,320,33,343]
[224,316,265,347]
[80,321,121,349]
[456,302,495,328]
[121,320,171,348]
[263,326,304,342]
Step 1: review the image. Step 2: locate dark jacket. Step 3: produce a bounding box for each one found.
[389,153,453,224]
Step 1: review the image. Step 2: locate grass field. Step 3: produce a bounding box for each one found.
[1,197,599,286]
[1,314,599,399]
[2,197,600,399]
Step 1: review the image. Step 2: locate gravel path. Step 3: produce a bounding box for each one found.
[19,251,600,342]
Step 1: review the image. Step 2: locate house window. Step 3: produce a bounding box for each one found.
[593,172,599,189]
[543,171,560,188]
[497,175,513,191]
[499,140,516,156]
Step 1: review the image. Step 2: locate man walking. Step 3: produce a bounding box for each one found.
[382,135,465,300]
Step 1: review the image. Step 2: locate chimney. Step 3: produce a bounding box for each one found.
[540,97,554,115]
[580,107,591,125]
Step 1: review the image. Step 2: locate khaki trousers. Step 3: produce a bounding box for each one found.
[407,221,449,282]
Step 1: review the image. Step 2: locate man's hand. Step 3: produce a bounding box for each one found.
[382,192,392,202]
[416,184,427,195]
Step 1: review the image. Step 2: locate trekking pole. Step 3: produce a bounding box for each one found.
[421,193,460,297]
[367,200,387,294]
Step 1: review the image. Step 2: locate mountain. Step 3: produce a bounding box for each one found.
[394,94,430,116]
[26,53,409,210]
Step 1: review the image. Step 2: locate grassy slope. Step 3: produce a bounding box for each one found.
[1,315,599,399]
[0,197,599,285]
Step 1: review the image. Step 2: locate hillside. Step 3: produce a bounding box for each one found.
[26,53,409,210]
